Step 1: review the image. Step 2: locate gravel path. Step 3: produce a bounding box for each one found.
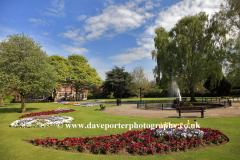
[101,102,240,118]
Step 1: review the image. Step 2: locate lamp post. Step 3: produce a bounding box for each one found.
[138,87,145,103]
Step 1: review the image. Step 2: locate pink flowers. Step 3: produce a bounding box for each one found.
[19,109,75,118]
[29,128,229,155]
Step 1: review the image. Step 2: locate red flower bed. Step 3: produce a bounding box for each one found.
[105,101,116,103]
[19,109,75,118]
[64,103,79,105]
[29,127,229,155]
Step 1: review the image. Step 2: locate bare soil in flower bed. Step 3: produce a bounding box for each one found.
[23,139,228,156]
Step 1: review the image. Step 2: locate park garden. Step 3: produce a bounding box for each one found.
[0,0,240,159]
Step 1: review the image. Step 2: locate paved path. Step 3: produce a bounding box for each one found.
[101,102,240,118]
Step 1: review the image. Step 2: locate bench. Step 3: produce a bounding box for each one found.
[176,106,206,118]
[100,104,106,110]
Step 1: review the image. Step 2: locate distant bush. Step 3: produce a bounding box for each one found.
[3,94,15,103]
[87,93,103,99]
[107,92,115,99]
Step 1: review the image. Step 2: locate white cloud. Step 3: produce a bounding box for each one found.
[95,69,108,80]
[153,0,224,33]
[145,1,154,10]
[77,15,87,21]
[110,0,224,65]
[29,18,52,26]
[0,35,8,42]
[58,27,85,45]
[62,45,88,54]
[88,58,110,80]
[0,25,14,33]
[59,0,155,43]
[43,0,65,17]
[42,32,50,35]
[84,1,155,40]
[109,44,153,65]
[41,46,56,55]
[144,69,155,81]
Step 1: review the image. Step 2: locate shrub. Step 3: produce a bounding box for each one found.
[3,94,15,103]
[107,92,114,99]
[87,93,103,99]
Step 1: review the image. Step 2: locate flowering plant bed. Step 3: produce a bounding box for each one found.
[64,103,79,105]
[10,116,74,128]
[19,109,75,118]
[27,127,228,155]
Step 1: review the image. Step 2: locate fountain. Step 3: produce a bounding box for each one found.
[141,81,227,111]
[169,81,182,101]
[144,81,182,110]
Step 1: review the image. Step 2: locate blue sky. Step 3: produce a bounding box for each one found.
[0,0,224,81]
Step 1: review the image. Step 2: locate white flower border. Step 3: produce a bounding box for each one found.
[10,116,74,128]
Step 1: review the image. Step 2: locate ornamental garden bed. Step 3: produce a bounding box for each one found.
[19,108,75,118]
[26,127,229,156]
[10,115,74,128]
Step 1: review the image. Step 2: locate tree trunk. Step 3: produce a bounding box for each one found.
[0,94,4,106]
[190,86,197,102]
[53,89,57,102]
[76,92,79,101]
[21,95,26,113]
[75,85,79,101]
[36,95,39,102]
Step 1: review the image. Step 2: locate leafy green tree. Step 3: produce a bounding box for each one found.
[152,12,227,102]
[130,66,150,97]
[204,76,232,96]
[48,55,70,102]
[102,66,133,98]
[0,33,58,112]
[67,54,102,101]
[213,0,240,86]
[0,93,4,106]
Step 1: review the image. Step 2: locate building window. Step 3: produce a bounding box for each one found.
[67,87,69,91]
[62,87,64,91]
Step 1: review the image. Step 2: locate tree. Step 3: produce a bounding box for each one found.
[67,55,102,101]
[48,55,70,102]
[102,66,133,98]
[0,43,4,106]
[213,0,240,86]
[0,33,58,112]
[204,76,232,96]
[130,66,150,97]
[152,12,227,102]
[0,93,4,106]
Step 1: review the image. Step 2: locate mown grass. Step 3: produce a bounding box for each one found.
[0,98,240,160]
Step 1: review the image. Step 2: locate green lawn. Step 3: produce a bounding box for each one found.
[0,100,240,160]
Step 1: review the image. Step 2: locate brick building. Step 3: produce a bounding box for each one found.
[14,84,88,101]
[54,84,88,100]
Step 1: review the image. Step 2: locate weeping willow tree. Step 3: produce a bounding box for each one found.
[212,0,240,87]
[152,12,228,102]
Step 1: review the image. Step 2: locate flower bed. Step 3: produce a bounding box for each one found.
[19,109,75,118]
[73,103,99,107]
[10,116,74,128]
[28,127,228,155]
[64,103,79,105]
